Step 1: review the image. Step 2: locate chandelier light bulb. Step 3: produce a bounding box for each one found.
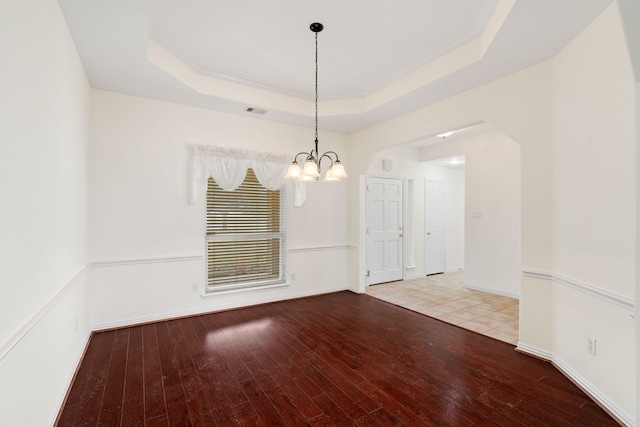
[303,159,320,177]
[330,162,348,179]
[285,163,303,179]
[324,167,341,182]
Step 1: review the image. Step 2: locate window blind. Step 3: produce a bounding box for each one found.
[206,169,284,288]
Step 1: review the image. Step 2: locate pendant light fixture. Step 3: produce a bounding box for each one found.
[285,22,348,182]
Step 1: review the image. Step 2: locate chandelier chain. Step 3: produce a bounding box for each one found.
[283,22,347,183]
[314,31,319,144]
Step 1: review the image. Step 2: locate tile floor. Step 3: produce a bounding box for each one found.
[366,272,519,345]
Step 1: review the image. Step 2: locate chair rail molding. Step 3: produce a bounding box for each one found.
[522,269,634,311]
[287,245,357,253]
[91,254,204,268]
[0,262,91,364]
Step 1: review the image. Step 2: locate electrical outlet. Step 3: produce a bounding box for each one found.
[587,337,597,356]
[191,283,199,293]
[290,272,296,281]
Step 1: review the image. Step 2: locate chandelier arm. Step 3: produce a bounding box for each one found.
[320,151,340,161]
[318,153,335,171]
[292,151,312,163]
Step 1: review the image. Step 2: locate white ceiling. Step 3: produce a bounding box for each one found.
[149,0,497,99]
[57,0,612,134]
[426,156,466,169]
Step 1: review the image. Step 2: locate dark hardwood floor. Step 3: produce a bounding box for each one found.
[56,291,619,426]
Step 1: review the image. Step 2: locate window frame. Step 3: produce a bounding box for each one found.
[205,168,286,293]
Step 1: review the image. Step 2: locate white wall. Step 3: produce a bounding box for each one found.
[609,1,639,419]
[636,80,640,427]
[441,167,466,272]
[345,60,555,293]
[0,0,91,425]
[0,1,636,426]
[367,145,465,278]
[88,90,352,328]
[346,2,634,422]
[422,162,466,273]
[464,133,521,298]
[550,2,636,420]
[419,131,521,298]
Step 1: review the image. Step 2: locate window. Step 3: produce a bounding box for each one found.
[206,168,285,290]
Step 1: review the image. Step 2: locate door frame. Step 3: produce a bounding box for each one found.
[424,179,446,275]
[364,174,407,287]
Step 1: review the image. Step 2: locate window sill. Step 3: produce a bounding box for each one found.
[201,282,289,299]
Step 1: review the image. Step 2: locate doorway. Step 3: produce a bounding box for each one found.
[365,176,403,285]
[425,180,446,275]
[362,127,521,299]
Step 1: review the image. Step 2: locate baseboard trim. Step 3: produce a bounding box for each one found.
[0,263,91,365]
[517,343,633,426]
[464,283,519,299]
[516,342,553,361]
[49,329,93,427]
[92,284,350,331]
[522,270,633,311]
[552,357,633,427]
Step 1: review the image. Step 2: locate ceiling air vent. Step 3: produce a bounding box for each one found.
[245,107,267,115]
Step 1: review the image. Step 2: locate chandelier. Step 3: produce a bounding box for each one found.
[285,22,348,182]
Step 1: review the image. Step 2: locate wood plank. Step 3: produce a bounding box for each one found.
[63,333,103,408]
[252,351,323,420]
[169,318,218,426]
[56,291,619,427]
[164,384,192,427]
[72,330,116,427]
[121,326,144,427]
[145,415,169,427]
[307,354,380,414]
[189,316,249,412]
[355,379,429,426]
[244,358,309,426]
[142,324,167,421]
[96,329,129,427]
[300,363,367,420]
[232,401,265,427]
[155,321,182,389]
[239,377,287,426]
[311,393,354,426]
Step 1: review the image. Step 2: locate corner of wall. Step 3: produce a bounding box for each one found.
[0,267,92,426]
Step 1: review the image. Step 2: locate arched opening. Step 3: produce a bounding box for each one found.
[361,123,522,343]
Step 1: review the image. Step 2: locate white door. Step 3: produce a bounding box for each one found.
[366,177,403,285]
[425,180,445,275]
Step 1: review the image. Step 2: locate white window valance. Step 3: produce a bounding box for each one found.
[189,144,306,206]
